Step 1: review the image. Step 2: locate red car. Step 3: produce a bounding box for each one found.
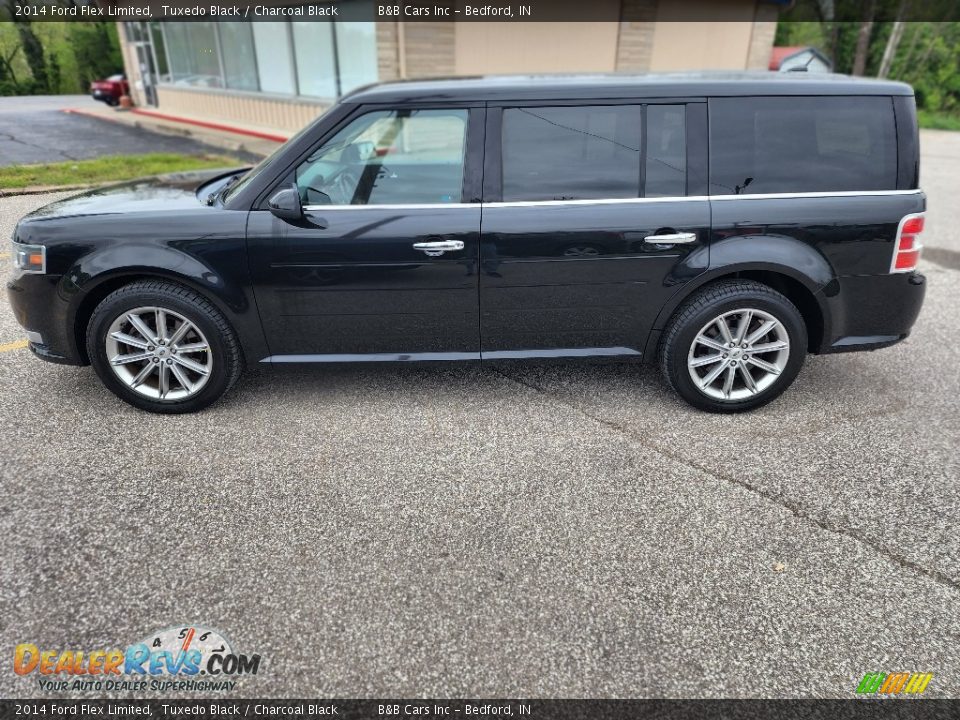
[90,74,129,107]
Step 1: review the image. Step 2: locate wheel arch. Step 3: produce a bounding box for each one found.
[648,261,832,359]
[69,269,261,365]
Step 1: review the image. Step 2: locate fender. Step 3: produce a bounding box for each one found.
[646,233,838,358]
[62,243,269,365]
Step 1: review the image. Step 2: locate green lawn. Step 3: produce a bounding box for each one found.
[917,110,960,132]
[0,153,241,190]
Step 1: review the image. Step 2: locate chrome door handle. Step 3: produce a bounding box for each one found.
[643,232,697,244]
[412,240,464,257]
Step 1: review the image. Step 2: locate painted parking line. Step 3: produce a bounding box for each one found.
[0,339,28,353]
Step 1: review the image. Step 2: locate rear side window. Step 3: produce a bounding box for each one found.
[709,96,897,195]
[501,105,642,201]
[501,104,690,201]
[645,104,687,197]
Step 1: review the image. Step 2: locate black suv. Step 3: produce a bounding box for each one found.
[8,73,926,413]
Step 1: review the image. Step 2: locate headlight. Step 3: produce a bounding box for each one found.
[11,241,46,274]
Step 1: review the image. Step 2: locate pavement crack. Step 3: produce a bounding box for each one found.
[492,367,960,595]
[0,131,77,161]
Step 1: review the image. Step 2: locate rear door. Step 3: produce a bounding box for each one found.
[479,100,709,358]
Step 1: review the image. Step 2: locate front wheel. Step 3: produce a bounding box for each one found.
[658,280,807,413]
[87,281,243,413]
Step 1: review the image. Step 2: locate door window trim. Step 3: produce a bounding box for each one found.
[299,187,923,211]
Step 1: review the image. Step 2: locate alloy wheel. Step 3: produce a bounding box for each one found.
[104,306,213,401]
[686,307,790,401]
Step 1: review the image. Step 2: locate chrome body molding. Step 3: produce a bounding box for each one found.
[301,189,924,213]
[260,347,642,363]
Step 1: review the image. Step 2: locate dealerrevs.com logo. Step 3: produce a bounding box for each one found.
[856,672,933,695]
[14,625,262,693]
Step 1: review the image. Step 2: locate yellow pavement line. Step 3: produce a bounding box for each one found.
[0,339,29,353]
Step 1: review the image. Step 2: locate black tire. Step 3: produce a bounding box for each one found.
[658,280,807,413]
[86,280,243,414]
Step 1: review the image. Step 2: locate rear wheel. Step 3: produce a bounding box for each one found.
[86,281,243,413]
[658,280,807,412]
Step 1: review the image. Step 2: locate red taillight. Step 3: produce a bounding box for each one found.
[902,216,924,235]
[891,213,924,273]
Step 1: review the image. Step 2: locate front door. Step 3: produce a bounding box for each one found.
[247,106,483,362]
[479,102,709,358]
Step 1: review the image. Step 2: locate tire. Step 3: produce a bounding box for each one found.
[86,280,243,414]
[658,280,807,413]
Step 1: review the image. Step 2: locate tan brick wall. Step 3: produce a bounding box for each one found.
[746,3,779,70]
[615,0,659,71]
[155,86,327,133]
[376,22,401,82]
[455,22,619,74]
[402,22,456,78]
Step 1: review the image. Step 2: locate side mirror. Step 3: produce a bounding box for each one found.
[268,184,303,221]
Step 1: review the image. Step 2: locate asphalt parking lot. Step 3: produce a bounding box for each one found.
[1,131,958,700]
[0,96,232,166]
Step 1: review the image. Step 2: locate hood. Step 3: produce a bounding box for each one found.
[21,168,245,221]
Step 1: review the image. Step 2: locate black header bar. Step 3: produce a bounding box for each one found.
[1,0,958,23]
[1,700,959,720]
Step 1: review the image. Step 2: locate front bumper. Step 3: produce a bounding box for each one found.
[6,273,85,366]
[821,271,926,353]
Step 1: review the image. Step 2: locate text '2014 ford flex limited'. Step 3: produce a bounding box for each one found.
[8,73,926,413]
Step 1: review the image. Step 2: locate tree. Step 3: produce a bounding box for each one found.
[45,50,60,94]
[0,43,20,92]
[851,0,877,75]
[10,1,48,93]
[878,0,909,77]
[68,22,122,88]
[776,4,960,119]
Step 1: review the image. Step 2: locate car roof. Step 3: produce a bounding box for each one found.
[343,71,914,104]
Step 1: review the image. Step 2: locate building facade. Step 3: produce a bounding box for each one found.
[118,0,780,133]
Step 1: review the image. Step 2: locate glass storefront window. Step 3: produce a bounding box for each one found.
[219,22,259,92]
[158,20,377,99]
[252,23,297,95]
[335,22,378,95]
[291,22,338,99]
[163,22,222,89]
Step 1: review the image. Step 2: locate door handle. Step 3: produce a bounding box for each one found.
[412,240,465,257]
[643,232,697,244]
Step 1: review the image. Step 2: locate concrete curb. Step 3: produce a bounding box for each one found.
[130,108,290,143]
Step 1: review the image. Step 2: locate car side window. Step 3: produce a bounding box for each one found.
[501,105,643,202]
[645,105,687,197]
[295,108,468,206]
[500,104,689,201]
[709,96,897,195]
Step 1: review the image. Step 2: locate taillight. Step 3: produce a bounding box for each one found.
[891,213,924,273]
